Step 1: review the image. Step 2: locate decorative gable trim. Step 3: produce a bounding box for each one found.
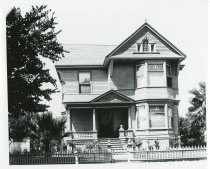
[90,90,134,104]
[103,22,187,66]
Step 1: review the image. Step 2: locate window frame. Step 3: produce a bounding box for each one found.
[166,64,172,88]
[168,106,173,129]
[78,71,92,94]
[136,64,145,88]
[150,43,156,52]
[148,63,164,72]
[149,104,166,128]
[136,43,141,52]
[142,38,149,52]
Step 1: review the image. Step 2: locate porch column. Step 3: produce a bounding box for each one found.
[128,106,132,130]
[145,103,150,129]
[66,108,72,132]
[92,108,97,131]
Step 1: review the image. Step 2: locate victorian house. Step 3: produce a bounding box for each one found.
[55,22,186,149]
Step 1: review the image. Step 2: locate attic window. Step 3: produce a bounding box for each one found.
[151,43,154,52]
[142,38,149,52]
[137,43,141,52]
[136,38,156,53]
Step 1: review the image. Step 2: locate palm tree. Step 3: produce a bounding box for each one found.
[188,81,206,115]
[29,112,66,153]
[179,82,206,146]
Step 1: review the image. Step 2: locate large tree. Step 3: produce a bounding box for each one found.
[7,6,67,141]
[179,82,206,146]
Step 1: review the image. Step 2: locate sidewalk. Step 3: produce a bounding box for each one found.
[64,160,208,169]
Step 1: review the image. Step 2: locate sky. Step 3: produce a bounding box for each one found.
[2,0,208,117]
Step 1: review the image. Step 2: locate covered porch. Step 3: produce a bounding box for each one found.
[64,90,135,140]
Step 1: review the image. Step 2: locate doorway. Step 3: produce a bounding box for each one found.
[97,108,128,138]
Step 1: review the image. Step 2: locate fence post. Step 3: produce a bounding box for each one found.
[107,140,112,163]
[75,151,79,164]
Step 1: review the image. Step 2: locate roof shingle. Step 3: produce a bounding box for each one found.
[55,44,116,66]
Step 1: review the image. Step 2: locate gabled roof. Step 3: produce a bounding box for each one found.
[103,22,187,65]
[90,90,134,104]
[55,22,187,68]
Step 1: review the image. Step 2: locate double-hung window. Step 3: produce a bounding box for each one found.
[78,72,91,93]
[166,64,172,88]
[136,64,144,88]
[147,64,164,86]
[149,105,165,128]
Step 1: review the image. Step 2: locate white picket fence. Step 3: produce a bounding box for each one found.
[111,146,207,161]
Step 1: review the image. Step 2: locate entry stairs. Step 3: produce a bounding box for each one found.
[98,138,124,150]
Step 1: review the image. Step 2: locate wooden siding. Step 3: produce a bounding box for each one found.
[92,70,109,94]
[109,62,135,90]
[59,69,109,94]
[59,60,179,100]
[122,30,176,55]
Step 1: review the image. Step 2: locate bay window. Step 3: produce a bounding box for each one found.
[148,64,164,86]
[137,105,147,129]
[149,105,165,128]
[136,64,144,88]
[78,72,91,93]
[168,106,173,128]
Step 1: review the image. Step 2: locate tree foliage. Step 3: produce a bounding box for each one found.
[7,6,68,141]
[179,82,206,146]
[29,112,66,153]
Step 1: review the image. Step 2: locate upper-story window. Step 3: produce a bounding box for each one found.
[147,63,164,86]
[78,72,91,93]
[166,64,172,88]
[149,105,165,128]
[136,64,144,88]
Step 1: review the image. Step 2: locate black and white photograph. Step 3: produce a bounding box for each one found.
[0,0,208,168]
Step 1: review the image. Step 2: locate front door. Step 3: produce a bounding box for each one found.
[98,110,113,138]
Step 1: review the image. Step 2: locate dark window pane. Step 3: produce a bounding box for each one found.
[137,44,141,52]
[142,38,149,52]
[166,65,171,76]
[151,44,154,52]
[167,77,172,88]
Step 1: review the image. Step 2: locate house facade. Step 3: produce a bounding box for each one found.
[55,23,186,149]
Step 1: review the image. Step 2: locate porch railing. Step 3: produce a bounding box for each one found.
[119,125,134,138]
[70,131,98,139]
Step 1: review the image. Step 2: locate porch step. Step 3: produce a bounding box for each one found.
[98,138,124,149]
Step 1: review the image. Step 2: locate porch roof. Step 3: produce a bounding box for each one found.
[63,90,134,104]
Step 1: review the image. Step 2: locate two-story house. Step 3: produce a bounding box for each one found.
[55,22,186,149]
